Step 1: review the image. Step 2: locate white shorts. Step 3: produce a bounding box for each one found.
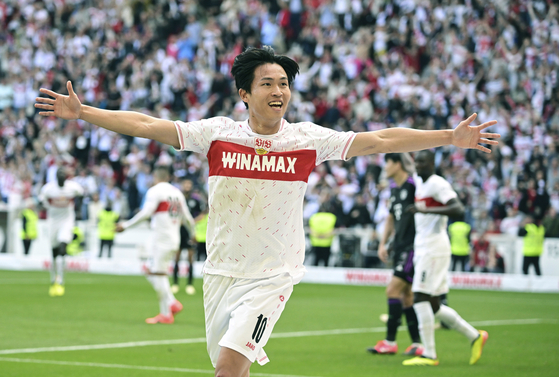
[49,219,74,248]
[147,240,177,274]
[203,273,294,367]
[412,252,450,296]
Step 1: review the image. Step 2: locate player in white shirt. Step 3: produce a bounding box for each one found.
[35,46,499,376]
[116,166,195,324]
[403,150,488,366]
[39,168,84,297]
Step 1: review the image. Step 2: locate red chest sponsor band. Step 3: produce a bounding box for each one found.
[208,140,316,182]
[415,197,445,207]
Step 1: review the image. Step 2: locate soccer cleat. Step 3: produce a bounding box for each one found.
[403,343,424,356]
[170,300,183,316]
[145,313,174,324]
[367,340,398,354]
[171,284,179,294]
[49,284,58,297]
[470,330,489,365]
[56,284,65,296]
[185,285,196,295]
[403,356,439,366]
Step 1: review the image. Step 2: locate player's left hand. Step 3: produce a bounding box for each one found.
[451,113,500,153]
[406,202,426,214]
[115,223,125,233]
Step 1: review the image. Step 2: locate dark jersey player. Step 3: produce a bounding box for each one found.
[368,153,423,356]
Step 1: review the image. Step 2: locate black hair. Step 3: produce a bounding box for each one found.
[416,149,435,164]
[231,46,299,109]
[384,153,403,164]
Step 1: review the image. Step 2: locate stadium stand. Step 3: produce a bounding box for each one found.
[0,0,557,250]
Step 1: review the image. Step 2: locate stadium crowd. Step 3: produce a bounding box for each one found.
[1,0,558,244]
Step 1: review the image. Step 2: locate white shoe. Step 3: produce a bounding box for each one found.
[185,285,196,295]
[171,284,179,294]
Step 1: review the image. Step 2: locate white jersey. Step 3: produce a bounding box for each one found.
[122,182,194,250]
[39,180,84,223]
[174,117,355,281]
[413,174,457,256]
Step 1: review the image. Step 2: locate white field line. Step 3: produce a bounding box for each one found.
[0,318,556,356]
[0,278,98,285]
[0,357,321,377]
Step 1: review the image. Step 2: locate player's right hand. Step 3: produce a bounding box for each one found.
[35,81,82,120]
[378,244,389,263]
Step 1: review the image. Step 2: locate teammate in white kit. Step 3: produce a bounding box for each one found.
[35,46,499,376]
[116,166,195,324]
[39,168,84,297]
[403,150,488,366]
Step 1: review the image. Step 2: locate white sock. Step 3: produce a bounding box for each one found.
[414,301,437,359]
[147,275,171,316]
[56,256,65,285]
[435,304,479,342]
[50,257,57,284]
[162,276,176,305]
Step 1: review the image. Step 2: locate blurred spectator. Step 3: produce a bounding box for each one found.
[518,216,546,276]
[500,206,524,236]
[308,203,338,267]
[346,193,373,228]
[471,231,502,273]
[542,208,559,238]
[449,219,471,272]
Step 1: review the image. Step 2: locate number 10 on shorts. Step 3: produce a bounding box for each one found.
[252,314,267,343]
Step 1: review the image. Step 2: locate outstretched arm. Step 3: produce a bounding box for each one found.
[346,113,499,158]
[35,81,180,148]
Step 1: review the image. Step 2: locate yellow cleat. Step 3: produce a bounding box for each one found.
[49,284,58,297]
[470,330,488,365]
[403,356,439,366]
[185,285,196,295]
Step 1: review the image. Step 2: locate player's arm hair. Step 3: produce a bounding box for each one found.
[421,197,464,218]
[80,105,180,148]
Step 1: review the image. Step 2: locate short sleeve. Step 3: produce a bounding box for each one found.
[174,117,236,155]
[303,123,355,165]
[433,177,457,205]
[388,189,395,214]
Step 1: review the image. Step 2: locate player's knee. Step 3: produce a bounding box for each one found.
[215,366,247,377]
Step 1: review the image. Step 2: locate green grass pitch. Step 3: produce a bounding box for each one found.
[1,270,558,377]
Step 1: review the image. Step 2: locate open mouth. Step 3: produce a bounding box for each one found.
[268,101,283,109]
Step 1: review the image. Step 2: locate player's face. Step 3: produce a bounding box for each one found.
[182,180,193,193]
[240,63,291,132]
[414,153,433,177]
[384,159,399,178]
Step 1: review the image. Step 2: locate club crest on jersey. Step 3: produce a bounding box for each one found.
[400,189,408,201]
[255,138,272,155]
